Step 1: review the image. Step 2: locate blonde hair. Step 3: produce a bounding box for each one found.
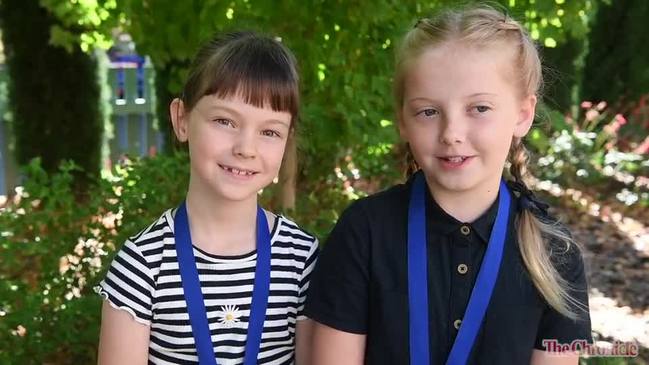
[395,5,586,319]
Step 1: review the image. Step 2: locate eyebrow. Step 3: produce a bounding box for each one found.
[406,97,437,104]
[466,92,498,98]
[406,93,498,104]
[206,104,242,117]
[265,119,291,128]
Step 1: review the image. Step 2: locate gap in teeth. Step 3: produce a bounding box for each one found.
[224,166,253,175]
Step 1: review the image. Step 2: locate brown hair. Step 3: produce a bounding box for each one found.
[175,31,301,211]
[181,31,299,127]
[395,5,586,319]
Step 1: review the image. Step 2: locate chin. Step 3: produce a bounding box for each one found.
[426,174,481,193]
[219,189,260,202]
[209,180,264,202]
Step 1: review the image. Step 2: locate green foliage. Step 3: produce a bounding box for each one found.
[0,154,189,363]
[499,0,595,46]
[528,103,648,207]
[542,34,587,114]
[40,0,122,52]
[0,0,103,184]
[497,0,598,114]
[581,0,649,106]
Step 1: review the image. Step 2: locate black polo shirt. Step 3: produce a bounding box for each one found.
[304,176,592,364]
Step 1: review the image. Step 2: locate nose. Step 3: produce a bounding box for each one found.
[438,113,465,145]
[232,131,257,159]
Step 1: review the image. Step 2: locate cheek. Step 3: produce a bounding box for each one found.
[409,124,439,150]
[470,117,512,143]
[261,140,289,167]
[470,128,513,161]
[191,130,223,154]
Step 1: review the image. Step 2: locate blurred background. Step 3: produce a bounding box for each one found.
[0,0,647,363]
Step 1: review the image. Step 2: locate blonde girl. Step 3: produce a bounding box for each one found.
[305,5,591,365]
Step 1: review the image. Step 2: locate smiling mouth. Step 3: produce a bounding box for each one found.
[218,164,258,176]
[439,156,471,163]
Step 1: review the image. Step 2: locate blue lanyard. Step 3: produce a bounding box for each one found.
[407,172,511,365]
[174,202,271,365]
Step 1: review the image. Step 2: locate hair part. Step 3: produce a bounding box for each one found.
[181,31,300,127]
[396,4,586,319]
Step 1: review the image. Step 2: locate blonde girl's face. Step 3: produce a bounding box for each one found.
[172,93,291,203]
[398,41,537,197]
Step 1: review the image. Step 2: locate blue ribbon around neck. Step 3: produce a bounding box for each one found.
[407,172,511,365]
[174,202,271,365]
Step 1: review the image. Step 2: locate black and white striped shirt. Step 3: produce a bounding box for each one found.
[96,208,319,364]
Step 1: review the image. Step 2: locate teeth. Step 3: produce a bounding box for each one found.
[223,166,254,176]
[446,157,466,163]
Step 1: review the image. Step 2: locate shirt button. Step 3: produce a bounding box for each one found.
[460,225,471,235]
[457,264,469,275]
[453,319,462,330]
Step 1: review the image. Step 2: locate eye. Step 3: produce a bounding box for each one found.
[261,129,281,138]
[415,108,439,118]
[213,118,234,127]
[472,105,492,113]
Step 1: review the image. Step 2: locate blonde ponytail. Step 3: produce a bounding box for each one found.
[509,139,587,319]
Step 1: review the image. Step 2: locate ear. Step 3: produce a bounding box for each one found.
[170,98,189,142]
[513,94,537,138]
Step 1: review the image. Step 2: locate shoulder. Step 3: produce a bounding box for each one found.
[273,214,319,256]
[319,181,411,257]
[275,214,317,242]
[120,208,175,263]
[338,180,410,225]
[357,180,410,210]
[96,209,175,310]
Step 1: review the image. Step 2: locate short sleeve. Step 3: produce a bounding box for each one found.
[296,237,320,320]
[534,241,593,349]
[303,201,371,334]
[95,238,156,325]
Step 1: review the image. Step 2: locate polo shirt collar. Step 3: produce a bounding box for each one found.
[407,173,500,243]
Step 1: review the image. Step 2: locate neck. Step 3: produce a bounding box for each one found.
[184,179,258,255]
[426,177,501,223]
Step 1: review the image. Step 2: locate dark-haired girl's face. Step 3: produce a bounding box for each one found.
[176,93,291,203]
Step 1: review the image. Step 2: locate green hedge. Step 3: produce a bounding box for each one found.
[0,0,102,185]
[0,154,189,363]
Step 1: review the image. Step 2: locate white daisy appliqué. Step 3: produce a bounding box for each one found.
[217,304,242,328]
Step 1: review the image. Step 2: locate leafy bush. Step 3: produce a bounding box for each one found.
[528,103,649,208]
[0,153,188,364]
